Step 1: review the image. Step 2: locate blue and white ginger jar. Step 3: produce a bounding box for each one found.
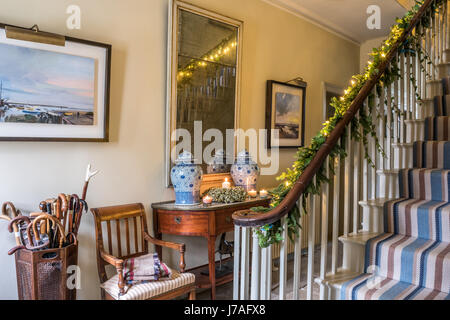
[171,151,203,205]
[206,149,232,174]
[230,150,260,191]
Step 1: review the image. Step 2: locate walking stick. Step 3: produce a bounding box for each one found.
[82,164,99,201]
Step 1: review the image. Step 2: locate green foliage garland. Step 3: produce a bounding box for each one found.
[252,0,444,248]
[205,187,247,203]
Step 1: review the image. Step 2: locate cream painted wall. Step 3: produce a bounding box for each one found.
[0,0,359,299]
[360,36,386,72]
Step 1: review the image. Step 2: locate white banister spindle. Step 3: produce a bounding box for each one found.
[353,115,361,234]
[307,185,318,300]
[420,30,427,100]
[406,51,412,120]
[278,217,288,300]
[433,9,437,78]
[233,225,241,300]
[394,67,401,170]
[363,99,369,203]
[319,157,329,300]
[260,245,271,300]
[293,195,303,300]
[370,88,378,199]
[378,85,386,198]
[438,8,442,63]
[412,51,417,121]
[240,227,250,300]
[438,6,445,63]
[444,3,447,51]
[444,1,450,49]
[344,125,352,236]
[250,229,260,300]
[444,1,449,50]
[331,146,341,274]
[425,22,430,81]
[386,82,392,171]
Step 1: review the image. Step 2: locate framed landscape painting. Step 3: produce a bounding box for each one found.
[266,80,306,148]
[0,25,111,141]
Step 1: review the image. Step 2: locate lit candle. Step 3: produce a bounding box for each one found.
[248,190,257,198]
[222,178,231,189]
[260,189,268,199]
[203,195,213,205]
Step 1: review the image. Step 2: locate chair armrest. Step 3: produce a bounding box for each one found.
[100,249,126,295]
[100,249,124,268]
[144,232,186,272]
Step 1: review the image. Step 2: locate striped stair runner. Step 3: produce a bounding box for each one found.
[340,80,450,300]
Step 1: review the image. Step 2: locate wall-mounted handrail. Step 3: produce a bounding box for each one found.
[232,0,435,228]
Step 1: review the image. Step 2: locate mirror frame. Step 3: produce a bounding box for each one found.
[165,0,243,187]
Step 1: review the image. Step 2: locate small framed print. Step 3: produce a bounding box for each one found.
[0,24,111,141]
[265,80,306,148]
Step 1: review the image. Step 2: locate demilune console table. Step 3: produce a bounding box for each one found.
[151,197,271,300]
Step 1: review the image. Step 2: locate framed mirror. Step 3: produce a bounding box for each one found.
[165,0,243,186]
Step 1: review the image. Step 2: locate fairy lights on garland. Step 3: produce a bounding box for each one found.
[251,0,444,248]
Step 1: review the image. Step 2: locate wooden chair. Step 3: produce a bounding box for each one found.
[91,203,196,300]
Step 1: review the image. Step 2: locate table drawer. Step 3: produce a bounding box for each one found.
[215,211,234,234]
[157,212,208,236]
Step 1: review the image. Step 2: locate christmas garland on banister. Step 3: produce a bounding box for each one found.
[251,0,444,248]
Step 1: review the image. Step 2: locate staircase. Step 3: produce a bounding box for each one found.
[338,77,450,300]
[232,0,450,300]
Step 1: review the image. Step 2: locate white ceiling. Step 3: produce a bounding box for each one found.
[263,0,407,44]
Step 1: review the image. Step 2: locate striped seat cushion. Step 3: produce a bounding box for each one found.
[425,116,450,141]
[340,273,449,300]
[398,168,450,202]
[384,199,450,242]
[364,233,450,292]
[101,271,195,300]
[433,95,450,116]
[413,141,450,169]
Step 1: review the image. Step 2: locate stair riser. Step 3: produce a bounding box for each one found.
[393,145,413,169]
[399,169,450,202]
[342,241,366,274]
[413,141,450,169]
[426,81,443,98]
[425,116,450,141]
[361,204,384,233]
[444,49,450,63]
[405,120,425,143]
[418,99,435,119]
[377,171,399,199]
[433,95,449,117]
[438,64,450,79]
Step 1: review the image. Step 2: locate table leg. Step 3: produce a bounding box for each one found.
[153,211,163,259]
[155,231,163,259]
[208,235,217,300]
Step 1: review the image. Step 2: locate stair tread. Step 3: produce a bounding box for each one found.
[340,274,449,300]
[339,231,381,245]
[392,142,414,147]
[404,119,425,123]
[376,168,399,174]
[359,197,394,206]
[314,268,361,287]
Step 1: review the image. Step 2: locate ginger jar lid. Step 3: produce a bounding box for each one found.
[235,149,255,164]
[175,150,196,164]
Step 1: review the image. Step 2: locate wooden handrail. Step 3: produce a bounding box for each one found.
[233,0,435,227]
